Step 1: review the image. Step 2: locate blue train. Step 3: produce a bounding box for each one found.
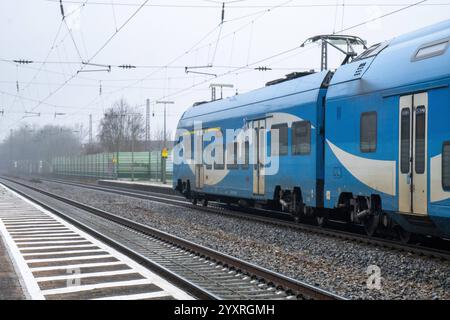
[173,20,450,241]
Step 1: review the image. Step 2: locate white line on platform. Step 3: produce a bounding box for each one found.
[13,234,80,239]
[9,230,76,235]
[14,236,84,241]
[25,254,111,263]
[8,227,70,232]
[19,244,96,251]
[16,239,89,245]
[23,249,104,257]
[29,261,127,272]
[36,269,137,282]
[92,291,170,300]
[41,279,152,296]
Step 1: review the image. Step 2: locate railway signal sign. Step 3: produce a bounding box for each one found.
[162,147,169,159]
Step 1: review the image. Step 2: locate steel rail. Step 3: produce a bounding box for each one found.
[0,177,343,300]
[26,176,450,261]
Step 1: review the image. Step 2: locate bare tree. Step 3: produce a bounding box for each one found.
[98,99,145,152]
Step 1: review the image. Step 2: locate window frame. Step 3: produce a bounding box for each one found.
[400,108,411,174]
[241,139,250,170]
[213,129,225,170]
[291,120,311,156]
[411,37,449,62]
[226,141,239,169]
[414,106,426,174]
[443,141,450,191]
[271,123,288,156]
[360,111,377,153]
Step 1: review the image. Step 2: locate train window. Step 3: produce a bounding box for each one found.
[360,112,377,153]
[415,106,426,174]
[214,130,225,170]
[292,121,311,155]
[227,142,238,169]
[241,140,250,169]
[413,39,449,62]
[271,123,288,156]
[400,108,411,174]
[443,142,450,191]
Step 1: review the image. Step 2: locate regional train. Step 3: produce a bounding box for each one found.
[173,20,450,242]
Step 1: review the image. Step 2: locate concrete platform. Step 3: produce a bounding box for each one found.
[0,183,192,300]
[97,179,177,195]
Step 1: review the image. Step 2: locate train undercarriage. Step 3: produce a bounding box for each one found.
[175,179,428,243]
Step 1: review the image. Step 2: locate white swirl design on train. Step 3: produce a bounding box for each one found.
[326,139,397,196]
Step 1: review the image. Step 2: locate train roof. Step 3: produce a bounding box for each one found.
[179,70,330,125]
[327,19,450,99]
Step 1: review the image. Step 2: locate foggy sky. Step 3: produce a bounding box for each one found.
[0,0,449,142]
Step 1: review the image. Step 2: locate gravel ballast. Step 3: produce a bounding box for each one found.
[21,179,450,299]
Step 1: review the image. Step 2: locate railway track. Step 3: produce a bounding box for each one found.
[0,177,342,300]
[21,176,450,262]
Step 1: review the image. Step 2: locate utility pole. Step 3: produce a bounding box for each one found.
[131,114,135,182]
[9,129,13,173]
[146,99,150,147]
[155,100,174,184]
[155,101,174,148]
[146,99,151,180]
[89,114,93,145]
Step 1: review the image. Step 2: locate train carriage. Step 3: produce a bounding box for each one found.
[173,19,450,240]
[324,20,450,238]
[174,71,330,209]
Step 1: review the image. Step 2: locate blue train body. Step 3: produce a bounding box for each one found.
[173,20,450,239]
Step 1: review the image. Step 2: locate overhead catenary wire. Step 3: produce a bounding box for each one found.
[145,0,433,105]
[0,0,437,136]
[82,0,296,111]
[65,0,433,124]
[44,0,450,8]
[1,0,150,134]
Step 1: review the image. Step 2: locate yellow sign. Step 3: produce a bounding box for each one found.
[112,157,117,164]
[162,148,168,159]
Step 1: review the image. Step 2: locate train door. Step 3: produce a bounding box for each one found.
[194,130,204,189]
[252,119,266,195]
[398,92,428,215]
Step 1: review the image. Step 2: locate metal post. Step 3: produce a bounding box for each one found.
[131,119,135,182]
[89,114,93,144]
[9,129,13,172]
[146,99,151,180]
[156,101,174,184]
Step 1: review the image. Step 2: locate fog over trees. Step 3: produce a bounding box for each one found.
[0,124,82,170]
[0,99,176,171]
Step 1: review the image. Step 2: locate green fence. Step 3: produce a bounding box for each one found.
[51,151,173,181]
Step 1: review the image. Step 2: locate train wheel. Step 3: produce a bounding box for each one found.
[201,199,208,207]
[363,214,379,237]
[192,198,198,205]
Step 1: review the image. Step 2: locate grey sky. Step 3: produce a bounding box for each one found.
[0,0,449,141]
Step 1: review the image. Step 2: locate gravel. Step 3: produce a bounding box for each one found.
[25,179,450,299]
